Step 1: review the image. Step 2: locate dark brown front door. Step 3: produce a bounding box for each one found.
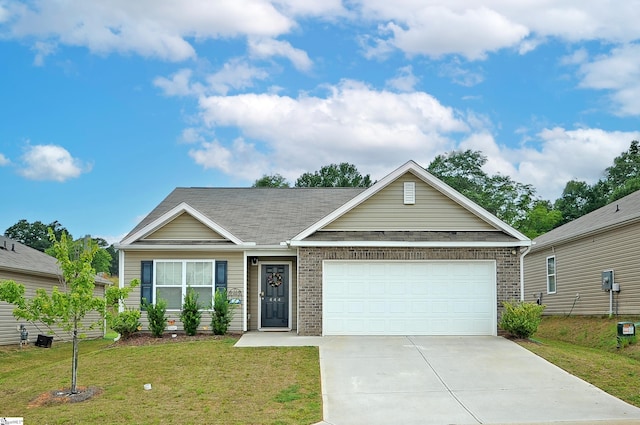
[261,264,289,328]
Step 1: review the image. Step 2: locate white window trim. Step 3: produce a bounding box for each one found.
[154,259,216,311]
[546,255,556,294]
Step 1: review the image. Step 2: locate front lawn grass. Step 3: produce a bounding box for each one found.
[0,336,321,425]
[518,316,640,407]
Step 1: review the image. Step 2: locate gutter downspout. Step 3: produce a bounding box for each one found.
[519,243,533,302]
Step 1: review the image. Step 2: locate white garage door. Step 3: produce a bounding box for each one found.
[323,261,496,336]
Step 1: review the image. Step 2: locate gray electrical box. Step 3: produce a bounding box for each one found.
[601,270,614,291]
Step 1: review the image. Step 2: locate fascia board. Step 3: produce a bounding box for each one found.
[291,160,530,243]
[119,202,244,246]
[289,240,531,247]
[115,243,256,251]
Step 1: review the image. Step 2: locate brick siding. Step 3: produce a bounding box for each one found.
[297,247,521,336]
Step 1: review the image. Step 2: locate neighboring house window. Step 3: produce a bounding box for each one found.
[546,256,556,294]
[154,260,218,310]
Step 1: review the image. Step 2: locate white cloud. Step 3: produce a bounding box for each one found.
[19,144,90,182]
[560,48,588,66]
[31,41,57,66]
[382,6,529,60]
[439,60,484,87]
[577,43,640,116]
[4,0,294,61]
[461,127,640,201]
[155,60,270,97]
[248,38,313,71]
[153,69,205,97]
[0,153,9,166]
[385,65,418,92]
[357,1,640,60]
[206,59,270,94]
[191,80,467,181]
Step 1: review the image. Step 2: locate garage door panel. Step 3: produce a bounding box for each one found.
[323,261,496,336]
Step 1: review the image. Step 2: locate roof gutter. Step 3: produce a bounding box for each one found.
[519,242,534,302]
[288,240,532,248]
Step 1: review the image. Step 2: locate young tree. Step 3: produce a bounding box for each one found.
[295,162,372,187]
[0,230,105,394]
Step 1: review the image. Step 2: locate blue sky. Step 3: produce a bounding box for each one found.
[1,1,639,244]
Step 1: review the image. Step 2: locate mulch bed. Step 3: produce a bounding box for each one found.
[109,332,241,347]
[28,386,103,408]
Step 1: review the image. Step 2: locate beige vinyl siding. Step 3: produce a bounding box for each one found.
[123,250,244,332]
[144,213,225,240]
[524,222,640,315]
[247,257,297,331]
[324,172,496,231]
[1,269,105,346]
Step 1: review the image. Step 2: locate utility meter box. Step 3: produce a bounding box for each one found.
[618,322,635,338]
[601,270,614,291]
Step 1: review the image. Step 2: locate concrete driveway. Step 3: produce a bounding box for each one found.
[236,333,640,425]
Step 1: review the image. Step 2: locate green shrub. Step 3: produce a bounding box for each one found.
[181,287,202,336]
[211,289,236,335]
[109,309,141,339]
[105,278,141,339]
[145,298,168,338]
[500,301,546,339]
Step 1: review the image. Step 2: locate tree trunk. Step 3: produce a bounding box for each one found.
[71,327,78,394]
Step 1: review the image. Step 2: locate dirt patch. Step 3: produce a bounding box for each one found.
[28,386,103,408]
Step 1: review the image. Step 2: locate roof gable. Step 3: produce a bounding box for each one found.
[292,161,529,242]
[323,171,496,232]
[144,212,226,241]
[120,202,245,246]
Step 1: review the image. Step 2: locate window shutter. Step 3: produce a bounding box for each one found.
[215,261,228,292]
[140,260,153,309]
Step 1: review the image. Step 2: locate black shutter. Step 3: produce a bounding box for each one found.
[215,261,227,292]
[140,260,153,309]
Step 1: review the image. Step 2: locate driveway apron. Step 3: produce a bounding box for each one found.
[319,336,640,425]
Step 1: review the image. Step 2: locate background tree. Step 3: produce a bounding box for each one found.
[0,230,105,394]
[553,180,605,225]
[4,219,70,252]
[517,200,563,238]
[295,162,372,187]
[106,244,119,276]
[252,173,290,188]
[427,150,537,228]
[603,140,640,194]
[45,235,113,275]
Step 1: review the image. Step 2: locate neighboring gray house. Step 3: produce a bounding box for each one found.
[523,189,640,316]
[0,235,108,346]
[116,161,530,336]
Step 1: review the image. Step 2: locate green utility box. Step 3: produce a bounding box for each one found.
[617,322,636,338]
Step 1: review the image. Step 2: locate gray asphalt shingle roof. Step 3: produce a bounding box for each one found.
[0,235,60,276]
[125,187,368,245]
[532,190,640,251]
[0,235,111,286]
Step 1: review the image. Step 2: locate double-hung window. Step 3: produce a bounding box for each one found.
[546,256,556,294]
[155,260,215,310]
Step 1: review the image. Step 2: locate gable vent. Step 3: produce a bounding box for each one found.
[403,181,416,205]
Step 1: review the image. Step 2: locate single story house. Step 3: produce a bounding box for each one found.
[0,235,109,346]
[116,161,530,336]
[523,189,640,316]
